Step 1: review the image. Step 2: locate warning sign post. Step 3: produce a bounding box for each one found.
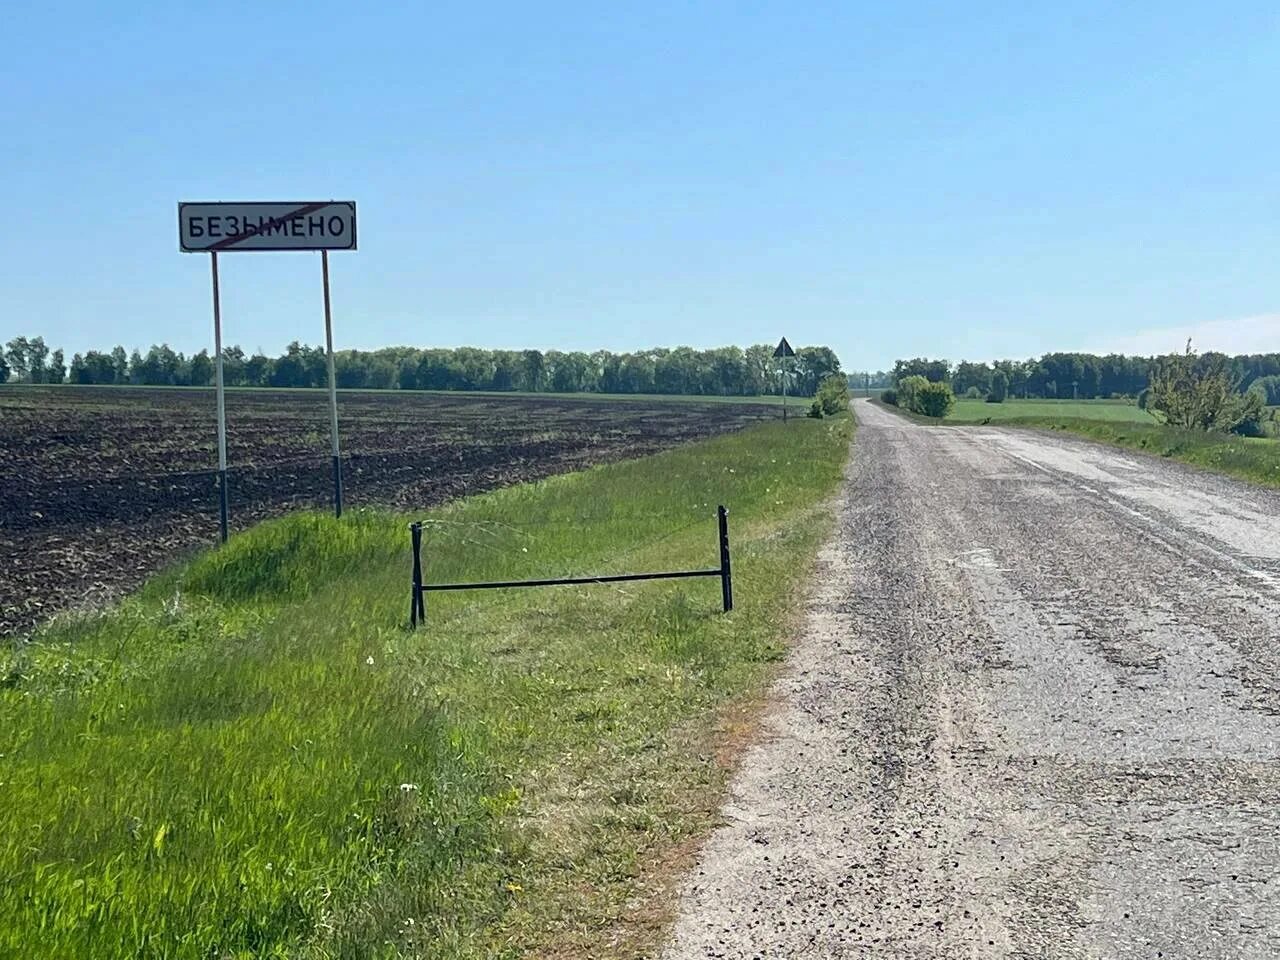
[180,200,358,541]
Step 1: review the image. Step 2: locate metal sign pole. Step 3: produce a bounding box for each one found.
[321,250,343,518]
[782,357,789,422]
[210,252,229,543]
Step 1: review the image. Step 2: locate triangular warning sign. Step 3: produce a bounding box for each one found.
[773,337,795,358]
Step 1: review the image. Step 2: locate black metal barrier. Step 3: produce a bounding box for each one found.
[409,505,733,627]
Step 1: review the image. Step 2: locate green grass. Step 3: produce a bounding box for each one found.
[950,397,1154,423]
[993,417,1280,488]
[875,396,1280,487]
[0,416,851,959]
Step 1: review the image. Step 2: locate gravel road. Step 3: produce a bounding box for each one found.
[664,399,1280,959]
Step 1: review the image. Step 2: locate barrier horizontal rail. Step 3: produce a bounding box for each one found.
[409,505,733,627]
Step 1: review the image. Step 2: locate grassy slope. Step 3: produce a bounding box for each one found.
[0,416,851,959]
[950,398,1153,423]
[874,399,1280,489]
[992,417,1280,489]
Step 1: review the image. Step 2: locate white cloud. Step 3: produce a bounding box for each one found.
[1089,313,1280,357]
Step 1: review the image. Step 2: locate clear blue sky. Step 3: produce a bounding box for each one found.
[4,1,1278,371]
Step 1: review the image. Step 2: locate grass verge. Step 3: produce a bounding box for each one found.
[873,399,1280,489]
[990,417,1280,489]
[0,415,851,959]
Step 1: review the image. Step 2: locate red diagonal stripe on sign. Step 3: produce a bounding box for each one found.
[206,202,335,251]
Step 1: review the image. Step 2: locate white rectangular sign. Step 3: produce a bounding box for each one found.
[179,201,357,252]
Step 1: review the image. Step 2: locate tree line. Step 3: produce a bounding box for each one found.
[0,336,843,397]
[892,351,1280,400]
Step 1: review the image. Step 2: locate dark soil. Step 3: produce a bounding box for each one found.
[0,386,780,637]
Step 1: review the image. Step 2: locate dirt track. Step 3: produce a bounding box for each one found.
[665,399,1280,958]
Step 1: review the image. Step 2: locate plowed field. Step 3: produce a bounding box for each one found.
[0,386,779,637]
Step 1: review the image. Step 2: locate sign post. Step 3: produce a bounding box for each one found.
[180,201,357,539]
[773,337,796,422]
[210,252,229,542]
[321,250,342,518]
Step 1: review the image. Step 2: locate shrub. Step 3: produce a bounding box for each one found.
[913,380,956,418]
[964,386,983,399]
[880,388,898,406]
[896,375,929,412]
[815,374,849,415]
[1148,341,1265,433]
[807,400,824,418]
[987,370,1008,403]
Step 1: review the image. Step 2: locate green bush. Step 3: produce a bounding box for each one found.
[815,374,849,415]
[964,386,983,399]
[896,375,929,412]
[880,387,897,406]
[913,380,956,418]
[807,400,824,418]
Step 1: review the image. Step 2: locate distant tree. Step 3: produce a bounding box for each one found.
[413,349,453,390]
[491,350,520,391]
[47,349,66,384]
[6,336,50,382]
[618,352,656,393]
[132,344,183,385]
[451,346,496,390]
[111,346,130,384]
[244,352,273,386]
[1247,374,1280,406]
[188,349,214,387]
[795,346,842,396]
[953,361,993,396]
[5,337,31,381]
[550,351,592,392]
[988,370,1009,403]
[26,337,49,383]
[220,346,246,386]
[0,353,8,383]
[518,350,546,392]
[365,356,398,389]
[893,357,951,383]
[334,350,368,389]
[270,342,325,387]
[71,351,117,384]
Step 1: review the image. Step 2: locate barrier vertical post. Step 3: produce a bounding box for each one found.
[717,505,733,613]
[210,251,229,543]
[410,522,424,627]
[321,249,343,518]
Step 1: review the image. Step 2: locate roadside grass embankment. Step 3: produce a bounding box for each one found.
[873,398,1280,489]
[0,415,852,959]
[994,417,1280,488]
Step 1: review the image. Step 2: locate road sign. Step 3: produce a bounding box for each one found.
[180,199,356,541]
[774,337,796,421]
[179,201,357,253]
